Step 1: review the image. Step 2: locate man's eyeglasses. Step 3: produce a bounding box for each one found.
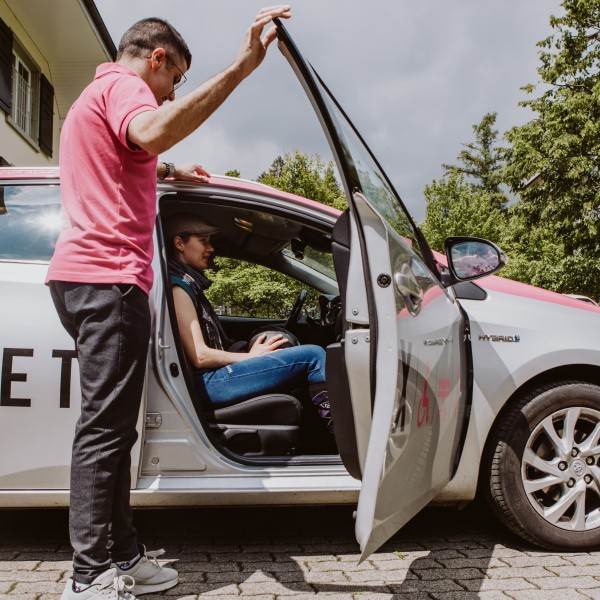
[147,53,187,92]
[166,54,187,92]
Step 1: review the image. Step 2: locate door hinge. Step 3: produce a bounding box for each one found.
[145,413,162,428]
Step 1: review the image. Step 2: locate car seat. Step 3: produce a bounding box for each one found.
[204,393,303,457]
[204,330,304,456]
[169,299,304,456]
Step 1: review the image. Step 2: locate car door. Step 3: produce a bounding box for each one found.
[275,21,470,558]
[0,178,143,495]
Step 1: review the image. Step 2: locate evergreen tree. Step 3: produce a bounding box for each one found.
[421,113,508,251]
[502,0,600,299]
[443,112,507,209]
[421,172,506,253]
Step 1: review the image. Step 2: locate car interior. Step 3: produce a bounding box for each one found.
[159,194,346,463]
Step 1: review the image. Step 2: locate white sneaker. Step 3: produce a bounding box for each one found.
[113,547,178,595]
[61,568,136,600]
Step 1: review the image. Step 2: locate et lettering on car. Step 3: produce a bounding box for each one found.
[1,347,77,408]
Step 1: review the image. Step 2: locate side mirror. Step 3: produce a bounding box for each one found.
[444,236,507,284]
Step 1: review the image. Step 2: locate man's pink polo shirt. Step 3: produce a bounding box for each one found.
[46,63,159,295]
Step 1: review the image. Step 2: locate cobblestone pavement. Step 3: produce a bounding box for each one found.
[2,502,600,600]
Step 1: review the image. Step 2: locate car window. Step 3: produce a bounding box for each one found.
[0,184,61,262]
[282,243,336,281]
[309,71,427,263]
[205,257,321,319]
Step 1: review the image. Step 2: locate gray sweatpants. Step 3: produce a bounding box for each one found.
[49,281,151,584]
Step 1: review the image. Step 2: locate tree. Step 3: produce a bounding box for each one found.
[421,172,507,253]
[258,150,347,211]
[205,257,312,318]
[205,151,345,318]
[502,0,600,298]
[443,112,507,209]
[421,113,508,251]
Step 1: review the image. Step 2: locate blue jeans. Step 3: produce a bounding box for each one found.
[196,344,326,408]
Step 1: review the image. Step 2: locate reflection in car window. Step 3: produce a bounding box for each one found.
[282,244,336,281]
[310,69,425,263]
[0,185,62,262]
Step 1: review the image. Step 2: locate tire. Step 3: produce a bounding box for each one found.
[483,381,600,550]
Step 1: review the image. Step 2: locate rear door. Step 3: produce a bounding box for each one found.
[0,181,78,491]
[275,21,470,557]
[0,180,143,495]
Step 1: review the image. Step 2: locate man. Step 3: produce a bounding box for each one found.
[46,7,292,600]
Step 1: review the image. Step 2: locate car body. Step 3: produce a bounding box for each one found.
[565,294,599,306]
[2,21,600,555]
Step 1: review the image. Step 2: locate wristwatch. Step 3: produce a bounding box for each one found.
[160,162,175,180]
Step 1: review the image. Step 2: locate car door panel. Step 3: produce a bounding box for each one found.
[0,183,144,491]
[0,264,79,489]
[275,19,470,557]
[350,193,465,557]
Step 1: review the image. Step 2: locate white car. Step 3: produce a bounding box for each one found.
[1,21,600,557]
[565,294,599,306]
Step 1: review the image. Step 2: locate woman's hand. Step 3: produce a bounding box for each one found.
[248,333,288,357]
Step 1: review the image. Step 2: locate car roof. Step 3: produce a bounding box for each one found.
[0,167,341,218]
[0,166,60,179]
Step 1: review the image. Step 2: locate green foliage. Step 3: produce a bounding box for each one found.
[224,169,241,178]
[205,257,318,319]
[421,172,507,253]
[424,4,600,301]
[502,0,600,298]
[258,150,347,211]
[207,151,344,318]
[499,209,600,293]
[421,113,508,252]
[443,112,508,209]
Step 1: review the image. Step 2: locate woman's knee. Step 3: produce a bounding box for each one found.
[296,344,326,381]
[280,343,325,364]
[306,344,326,365]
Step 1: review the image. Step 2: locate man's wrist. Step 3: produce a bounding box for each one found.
[159,162,175,180]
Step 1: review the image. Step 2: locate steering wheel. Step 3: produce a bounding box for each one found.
[285,289,308,329]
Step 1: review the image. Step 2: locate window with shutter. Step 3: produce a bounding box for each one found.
[38,74,54,157]
[8,41,44,151]
[0,17,12,114]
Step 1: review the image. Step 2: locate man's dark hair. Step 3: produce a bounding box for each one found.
[117,18,192,69]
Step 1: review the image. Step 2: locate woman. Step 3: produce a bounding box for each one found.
[165,213,333,431]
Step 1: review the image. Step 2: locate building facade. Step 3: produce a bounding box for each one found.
[0,0,115,166]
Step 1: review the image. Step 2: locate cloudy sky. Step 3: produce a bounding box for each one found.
[94,1,563,221]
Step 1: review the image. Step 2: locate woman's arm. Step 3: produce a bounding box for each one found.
[173,286,286,369]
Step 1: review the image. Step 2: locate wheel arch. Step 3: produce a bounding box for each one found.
[477,362,600,493]
[476,371,600,549]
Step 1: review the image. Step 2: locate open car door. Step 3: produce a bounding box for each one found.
[275,21,471,558]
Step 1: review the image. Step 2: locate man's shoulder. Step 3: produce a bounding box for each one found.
[90,63,152,99]
[94,62,141,81]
